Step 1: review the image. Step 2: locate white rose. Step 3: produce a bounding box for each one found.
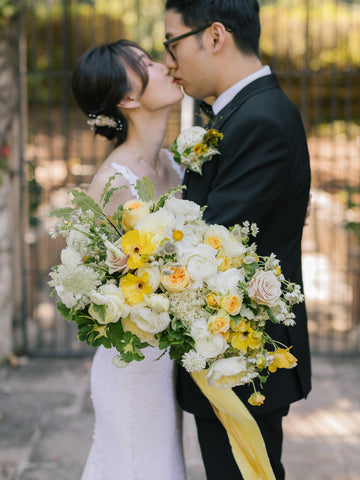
[176,126,207,154]
[182,244,218,287]
[191,320,228,360]
[135,209,175,244]
[130,306,171,334]
[147,294,169,313]
[206,357,255,389]
[135,264,161,292]
[164,196,202,222]
[89,284,130,324]
[248,271,282,307]
[205,268,245,295]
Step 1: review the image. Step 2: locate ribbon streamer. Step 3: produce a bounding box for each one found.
[191,371,276,480]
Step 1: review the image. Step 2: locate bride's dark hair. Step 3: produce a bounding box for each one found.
[72,39,149,146]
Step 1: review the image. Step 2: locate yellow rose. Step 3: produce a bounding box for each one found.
[206,292,220,309]
[161,266,190,292]
[248,391,266,406]
[217,256,231,271]
[208,309,230,334]
[220,294,242,316]
[122,200,150,231]
[230,318,247,332]
[204,235,222,250]
[268,347,298,373]
[231,255,245,268]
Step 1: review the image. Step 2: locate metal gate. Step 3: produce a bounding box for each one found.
[18,0,360,355]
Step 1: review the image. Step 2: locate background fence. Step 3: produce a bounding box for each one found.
[16,0,360,356]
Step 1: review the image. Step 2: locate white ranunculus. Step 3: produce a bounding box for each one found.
[206,357,256,389]
[89,284,130,324]
[135,209,175,244]
[205,268,245,295]
[135,264,161,292]
[176,126,207,154]
[248,271,282,307]
[182,244,218,288]
[147,294,170,313]
[164,196,202,223]
[191,319,228,360]
[130,306,171,334]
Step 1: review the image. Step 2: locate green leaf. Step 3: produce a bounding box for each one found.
[152,185,186,212]
[264,306,279,324]
[135,176,155,202]
[57,302,73,321]
[49,206,75,218]
[115,332,146,362]
[100,173,129,208]
[70,189,104,217]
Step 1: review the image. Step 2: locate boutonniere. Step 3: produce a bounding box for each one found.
[171,126,224,175]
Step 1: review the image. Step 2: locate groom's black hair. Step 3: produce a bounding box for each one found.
[165,0,261,57]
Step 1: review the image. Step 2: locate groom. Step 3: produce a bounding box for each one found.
[164,1,311,479]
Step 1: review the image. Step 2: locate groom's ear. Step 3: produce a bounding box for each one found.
[117,97,141,110]
[208,22,227,53]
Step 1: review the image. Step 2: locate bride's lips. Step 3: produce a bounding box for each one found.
[172,77,182,85]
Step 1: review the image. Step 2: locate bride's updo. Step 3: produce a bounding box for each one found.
[72,39,149,146]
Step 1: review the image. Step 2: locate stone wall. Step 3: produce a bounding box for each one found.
[0,16,20,357]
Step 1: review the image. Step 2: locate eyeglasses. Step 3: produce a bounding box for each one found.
[163,24,212,61]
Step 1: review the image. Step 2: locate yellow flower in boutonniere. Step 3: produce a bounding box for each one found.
[268,347,298,373]
[120,272,152,305]
[121,229,156,269]
[248,391,266,406]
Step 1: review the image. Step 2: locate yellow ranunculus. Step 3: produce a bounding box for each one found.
[248,391,266,406]
[220,294,242,315]
[121,230,156,269]
[268,347,298,373]
[204,235,222,250]
[120,272,152,306]
[208,310,230,335]
[217,256,231,271]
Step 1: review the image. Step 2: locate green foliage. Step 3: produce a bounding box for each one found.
[158,317,195,364]
[0,0,18,26]
[135,176,155,202]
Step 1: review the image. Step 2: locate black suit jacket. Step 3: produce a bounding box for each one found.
[178,74,312,416]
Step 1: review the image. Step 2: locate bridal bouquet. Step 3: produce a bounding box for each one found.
[171,126,223,174]
[49,177,303,406]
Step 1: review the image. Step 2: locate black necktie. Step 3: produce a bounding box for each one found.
[199,100,215,120]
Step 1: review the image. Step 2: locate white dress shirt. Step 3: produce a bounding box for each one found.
[212,65,272,115]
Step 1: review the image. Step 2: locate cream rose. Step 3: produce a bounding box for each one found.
[122,316,158,347]
[164,196,202,222]
[105,239,129,274]
[248,271,282,307]
[206,357,256,389]
[183,244,218,287]
[130,306,171,334]
[135,264,161,292]
[147,294,170,313]
[122,200,150,231]
[89,284,129,324]
[191,320,228,359]
[161,266,190,292]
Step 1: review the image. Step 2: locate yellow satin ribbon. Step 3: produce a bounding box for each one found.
[191,371,276,480]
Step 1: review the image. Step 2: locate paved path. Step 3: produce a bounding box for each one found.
[0,355,359,480]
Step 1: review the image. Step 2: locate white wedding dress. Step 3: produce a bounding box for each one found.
[81,152,187,480]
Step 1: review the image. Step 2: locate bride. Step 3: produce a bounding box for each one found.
[71,39,187,480]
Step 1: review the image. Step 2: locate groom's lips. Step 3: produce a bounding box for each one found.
[173,77,182,85]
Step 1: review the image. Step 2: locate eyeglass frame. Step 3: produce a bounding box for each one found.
[164,23,233,61]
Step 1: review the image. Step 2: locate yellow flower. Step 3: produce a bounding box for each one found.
[217,256,231,271]
[122,200,149,231]
[231,255,245,268]
[208,310,230,334]
[275,266,282,276]
[173,230,184,241]
[230,322,264,352]
[248,391,266,406]
[220,294,242,315]
[120,272,152,306]
[268,347,298,373]
[204,235,222,250]
[193,143,204,155]
[121,230,156,269]
[206,292,220,309]
[161,266,190,292]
